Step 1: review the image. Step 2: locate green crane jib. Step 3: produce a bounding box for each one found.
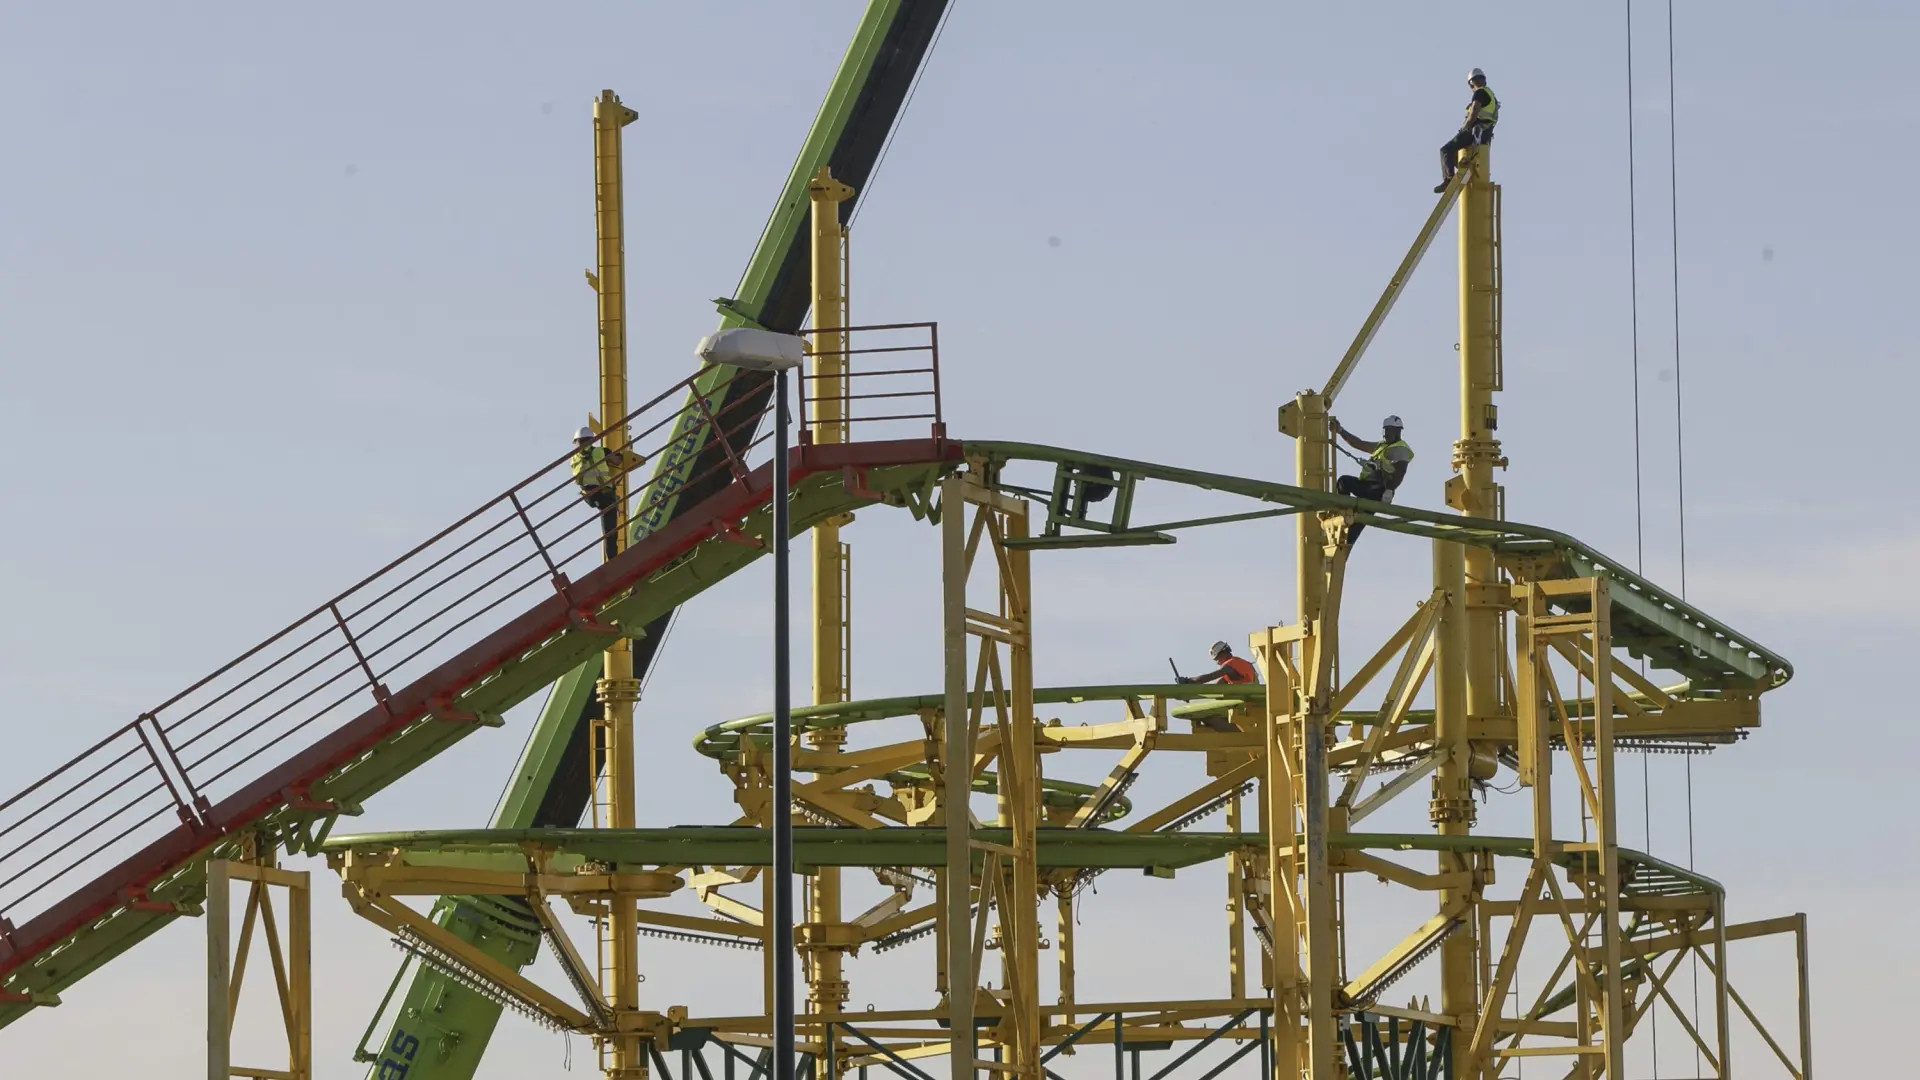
[356,4,952,1075]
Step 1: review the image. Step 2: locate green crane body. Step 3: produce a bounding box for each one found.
[358,4,952,1075]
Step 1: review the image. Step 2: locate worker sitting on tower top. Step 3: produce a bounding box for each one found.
[1331,414,1414,541]
[1435,68,1499,193]
[1177,641,1260,686]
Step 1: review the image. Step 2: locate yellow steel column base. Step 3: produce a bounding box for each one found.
[597,1058,648,1080]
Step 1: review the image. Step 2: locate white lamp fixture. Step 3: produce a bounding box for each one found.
[695,328,806,372]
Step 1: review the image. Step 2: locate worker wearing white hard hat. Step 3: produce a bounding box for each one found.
[1436,68,1500,193]
[569,425,648,562]
[1177,640,1260,686]
[1329,414,1415,541]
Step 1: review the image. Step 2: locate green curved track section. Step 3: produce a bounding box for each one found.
[967,441,1790,691]
[320,827,1720,898]
[694,684,1279,826]
[694,684,1262,753]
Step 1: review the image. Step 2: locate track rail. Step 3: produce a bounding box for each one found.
[969,442,1789,690]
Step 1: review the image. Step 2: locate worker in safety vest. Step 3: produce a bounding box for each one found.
[571,426,646,561]
[1435,68,1499,193]
[1178,641,1260,686]
[1331,414,1414,541]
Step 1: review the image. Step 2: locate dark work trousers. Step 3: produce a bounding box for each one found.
[1337,475,1388,541]
[583,486,621,561]
[1440,123,1496,180]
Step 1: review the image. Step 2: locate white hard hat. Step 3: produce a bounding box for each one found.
[1469,68,1486,81]
[1210,640,1232,658]
[1382,415,1404,429]
[574,426,597,441]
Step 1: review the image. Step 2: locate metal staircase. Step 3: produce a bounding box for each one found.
[0,367,957,1025]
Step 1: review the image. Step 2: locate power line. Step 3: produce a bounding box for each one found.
[1627,4,1661,1072]
[1652,2,1703,1072]
[1662,2,1704,1071]
[849,0,960,226]
[1667,0,1690,601]
[1625,4,1648,580]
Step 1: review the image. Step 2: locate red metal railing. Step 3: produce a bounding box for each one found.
[0,333,949,981]
[0,372,766,943]
[797,322,944,444]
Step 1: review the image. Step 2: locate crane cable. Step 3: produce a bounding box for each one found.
[1631,4,1704,1074]
[1662,0,1706,1069]
[848,0,959,226]
[1624,2,1659,1072]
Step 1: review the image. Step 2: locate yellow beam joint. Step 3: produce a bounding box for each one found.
[1608,913,1803,959]
[1127,759,1260,834]
[1328,590,1443,718]
[342,865,681,900]
[1342,900,1468,1007]
[1337,850,1472,892]
[634,908,766,941]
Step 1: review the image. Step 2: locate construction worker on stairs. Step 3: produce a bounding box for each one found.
[570,426,646,561]
[1436,67,1499,193]
[1331,414,1414,541]
[1179,641,1260,686]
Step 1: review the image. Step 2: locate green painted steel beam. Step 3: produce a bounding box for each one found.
[1561,552,1769,686]
[881,767,1130,818]
[1000,531,1176,550]
[695,682,1265,754]
[326,827,1252,872]
[968,441,1791,691]
[321,828,1721,894]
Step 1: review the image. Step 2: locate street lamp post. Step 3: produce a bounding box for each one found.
[695,328,808,1080]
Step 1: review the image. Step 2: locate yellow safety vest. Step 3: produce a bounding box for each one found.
[571,446,612,489]
[1470,86,1499,125]
[1366,440,1414,483]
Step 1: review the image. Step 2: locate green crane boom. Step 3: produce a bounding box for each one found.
[356,4,952,1075]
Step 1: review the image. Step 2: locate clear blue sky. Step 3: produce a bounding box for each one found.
[2,2,1913,1076]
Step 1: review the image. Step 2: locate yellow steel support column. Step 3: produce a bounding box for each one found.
[986,493,1039,1078]
[1226,790,1246,1001]
[804,166,857,1032]
[205,855,312,1080]
[940,475,975,1080]
[1796,914,1815,1080]
[1056,890,1076,1028]
[1713,897,1733,1078]
[592,87,645,1080]
[1431,540,1477,1077]
[1588,579,1627,1078]
[1251,627,1301,1080]
[1293,392,1333,623]
[1444,139,1502,1080]
[1299,558,1342,1080]
[1278,387,1340,1078]
[208,860,229,1080]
